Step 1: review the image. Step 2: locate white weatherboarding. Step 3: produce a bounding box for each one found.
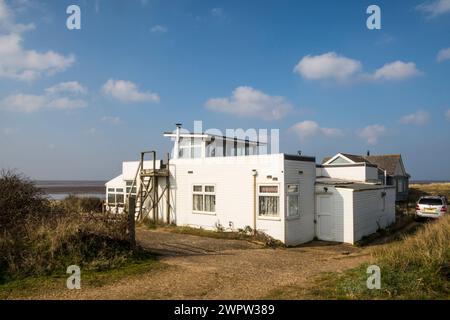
[105,124,396,245]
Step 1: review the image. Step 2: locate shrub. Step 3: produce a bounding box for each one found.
[0,170,132,283]
[60,195,103,213]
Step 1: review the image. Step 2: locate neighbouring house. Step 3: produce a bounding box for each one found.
[321,153,410,202]
[105,125,396,245]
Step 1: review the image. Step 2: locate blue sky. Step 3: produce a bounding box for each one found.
[0,0,449,180]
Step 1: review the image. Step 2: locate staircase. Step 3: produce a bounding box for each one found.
[124,151,172,224]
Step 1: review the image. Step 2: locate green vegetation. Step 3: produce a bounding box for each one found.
[0,170,160,287]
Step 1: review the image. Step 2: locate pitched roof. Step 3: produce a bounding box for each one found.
[321,153,408,177]
[363,154,401,176]
[322,153,370,164]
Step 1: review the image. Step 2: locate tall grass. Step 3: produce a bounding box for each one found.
[0,170,136,283]
[312,216,450,299]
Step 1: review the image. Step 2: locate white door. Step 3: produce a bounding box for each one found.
[316,195,335,241]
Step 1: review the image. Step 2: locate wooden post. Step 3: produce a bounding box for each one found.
[166,153,170,224]
[128,196,136,249]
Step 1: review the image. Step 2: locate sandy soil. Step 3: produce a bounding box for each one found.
[13,228,373,300]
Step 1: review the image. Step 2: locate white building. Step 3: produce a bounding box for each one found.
[105,125,395,245]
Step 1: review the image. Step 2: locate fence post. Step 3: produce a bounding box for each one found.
[128,196,136,249]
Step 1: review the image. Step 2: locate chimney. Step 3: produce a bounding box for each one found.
[174,123,182,159]
[367,150,370,156]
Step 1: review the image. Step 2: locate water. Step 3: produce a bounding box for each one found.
[35,180,106,200]
[47,193,106,200]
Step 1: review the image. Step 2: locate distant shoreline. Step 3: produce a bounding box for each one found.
[35,180,106,195]
[410,181,450,185]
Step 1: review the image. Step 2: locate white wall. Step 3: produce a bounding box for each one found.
[284,160,316,245]
[170,154,286,242]
[351,187,396,242]
[321,165,379,182]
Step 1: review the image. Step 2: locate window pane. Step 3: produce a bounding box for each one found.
[193,194,204,211]
[116,188,124,193]
[126,187,137,194]
[287,184,299,193]
[259,196,279,216]
[419,198,443,205]
[205,186,215,193]
[204,195,216,212]
[259,186,278,193]
[116,194,124,204]
[288,195,299,216]
[108,188,114,192]
[108,194,115,204]
[126,181,133,186]
[193,185,202,192]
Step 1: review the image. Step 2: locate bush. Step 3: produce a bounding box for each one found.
[60,195,103,213]
[0,170,54,231]
[0,170,132,283]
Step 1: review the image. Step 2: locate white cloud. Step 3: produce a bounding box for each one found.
[399,110,430,125]
[0,93,46,112]
[102,79,160,103]
[2,127,18,135]
[294,52,421,83]
[45,81,87,95]
[445,109,450,120]
[205,86,293,120]
[359,124,386,145]
[47,97,87,110]
[437,47,450,62]
[0,0,74,81]
[101,116,121,124]
[290,120,344,140]
[150,25,168,33]
[293,52,362,81]
[211,7,225,18]
[416,0,450,17]
[0,81,88,112]
[372,61,421,80]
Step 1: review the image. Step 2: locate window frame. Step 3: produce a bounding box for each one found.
[257,184,280,219]
[286,183,300,219]
[192,184,216,215]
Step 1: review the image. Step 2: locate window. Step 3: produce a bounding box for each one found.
[419,198,443,206]
[287,184,299,217]
[258,185,279,217]
[193,185,216,213]
[398,179,404,193]
[107,187,125,205]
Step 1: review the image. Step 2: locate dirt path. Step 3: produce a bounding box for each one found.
[12,228,374,300]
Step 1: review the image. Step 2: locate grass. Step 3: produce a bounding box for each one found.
[267,215,450,300]
[265,183,450,300]
[0,251,164,299]
[147,223,285,248]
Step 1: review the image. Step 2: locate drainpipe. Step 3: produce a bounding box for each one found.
[174,123,182,159]
[252,169,258,234]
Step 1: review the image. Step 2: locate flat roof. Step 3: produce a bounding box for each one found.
[163,132,266,145]
[316,177,395,191]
